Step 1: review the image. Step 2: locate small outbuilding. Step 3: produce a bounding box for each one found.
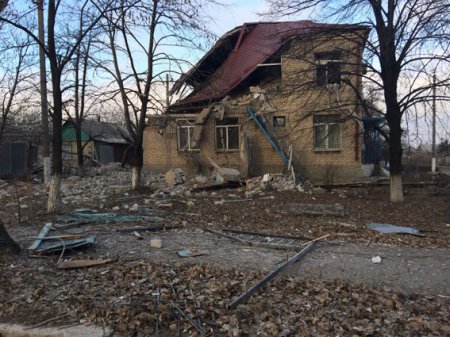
[62,119,131,165]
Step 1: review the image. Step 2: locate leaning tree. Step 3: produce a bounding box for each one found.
[264,0,450,202]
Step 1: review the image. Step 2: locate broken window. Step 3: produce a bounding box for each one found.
[313,115,341,150]
[315,51,341,86]
[177,121,199,151]
[273,116,286,128]
[215,117,239,151]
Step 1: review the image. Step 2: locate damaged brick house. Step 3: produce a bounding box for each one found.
[143,20,370,183]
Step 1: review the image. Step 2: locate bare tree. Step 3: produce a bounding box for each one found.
[95,0,216,189]
[0,31,35,144]
[1,0,114,212]
[264,0,450,202]
[65,9,98,176]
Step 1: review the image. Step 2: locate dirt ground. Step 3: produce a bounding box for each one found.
[0,174,449,336]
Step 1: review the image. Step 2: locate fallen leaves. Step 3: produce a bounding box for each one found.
[0,257,449,336]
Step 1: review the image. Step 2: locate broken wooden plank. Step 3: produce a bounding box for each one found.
[28,223,52,250]
[57,258,114,270]
[229,242,316,309]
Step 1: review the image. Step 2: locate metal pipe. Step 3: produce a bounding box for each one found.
[228,242,316,309]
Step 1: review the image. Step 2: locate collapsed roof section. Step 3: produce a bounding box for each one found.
[170,20,368,111]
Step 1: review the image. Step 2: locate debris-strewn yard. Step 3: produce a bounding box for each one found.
[1,165,449,336]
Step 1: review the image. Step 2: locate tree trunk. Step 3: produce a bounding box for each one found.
[385,96,404,202]
[37,0,51,185]
[388,118,404,202]
[131,144,143,190]
[0,222,21,254]
[46,0,63,213]
[47,173,61,213]
[131,166,141,190]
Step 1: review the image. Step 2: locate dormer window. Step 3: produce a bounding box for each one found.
[315,51,341,86]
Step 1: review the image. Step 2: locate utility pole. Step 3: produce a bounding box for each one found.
[431,73,437,173]
[36,0,51,183]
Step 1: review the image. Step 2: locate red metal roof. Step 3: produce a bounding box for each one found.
[172,21,366,108]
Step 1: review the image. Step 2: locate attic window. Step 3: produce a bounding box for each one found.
[216,117,239,151]
[315,51,341,86]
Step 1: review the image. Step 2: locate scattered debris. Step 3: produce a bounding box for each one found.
[282,203,345,217]
[206,155,241,183]
[229,242,316,309]
[177,249,208,258]
[150,238,162,248]
[115,225,179,233]
[246,174,301,193]
[28,223,96,255]
[191,181,243,192]
[328,221,356,228]
[132,231,143,240]
[30,236,96,255]
[129,203,139,212]
[155,201,173,208]
[367,223,423,236]
[56,209,162,227]
[206,228,311,251]
[28,223,53,250]
[372,256,382,264]
[57,258,114,270]
[165,168,187,186]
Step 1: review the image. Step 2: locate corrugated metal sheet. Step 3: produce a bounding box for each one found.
[173,21,367,107]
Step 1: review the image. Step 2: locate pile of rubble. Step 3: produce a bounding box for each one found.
[245,173,304,197]
[0,179,13,199]
[59,163,306,205]
[1,162,306,212]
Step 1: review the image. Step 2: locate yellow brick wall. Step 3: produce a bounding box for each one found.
[65,141,94,165]
[143,30,366,183]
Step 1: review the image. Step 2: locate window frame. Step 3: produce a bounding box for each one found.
[176,120,199,151]
[315,51,342,87]
[313,114,342,151]
[215,117,240,152]
[272,116,286,128]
